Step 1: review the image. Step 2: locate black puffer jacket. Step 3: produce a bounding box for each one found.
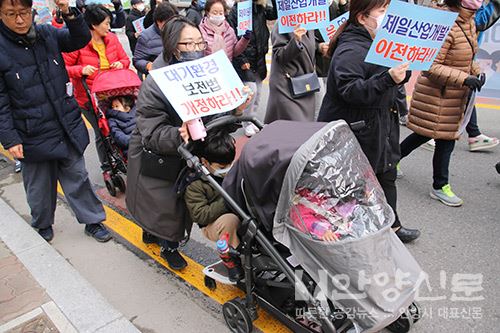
[318,24,406,174]
[0,13,91,163]
[227,0,277,82]
[125,8,145,53]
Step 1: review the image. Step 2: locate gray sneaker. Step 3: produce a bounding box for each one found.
[430,184,463,207]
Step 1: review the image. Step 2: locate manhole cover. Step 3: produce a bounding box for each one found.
[6,313,59,333]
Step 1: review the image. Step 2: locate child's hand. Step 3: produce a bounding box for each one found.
[322,230,338,242]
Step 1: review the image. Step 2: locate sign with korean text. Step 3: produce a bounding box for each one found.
[237,1,253,36]
[32,0,48,9]
[277,0,330,34]
[133,17,145,34]
[150,51,247,122]
[365,1,458,70]
[35,7,52,24]
[319,11,349,42]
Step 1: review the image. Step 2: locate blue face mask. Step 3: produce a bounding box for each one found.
[177,50,204,62]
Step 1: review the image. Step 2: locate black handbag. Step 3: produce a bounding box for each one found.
[140,148,184,182]
[282,42,320,99]
[287,72,321,98]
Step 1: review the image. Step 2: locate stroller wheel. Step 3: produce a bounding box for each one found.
[204,275,217,291]
[113,175,126,193]
[105,180,117,197]
[409,302,421,324]
[385,307,414,333]
[222,298,253,333]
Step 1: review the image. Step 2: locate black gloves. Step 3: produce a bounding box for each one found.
[243,30,252,40]
[463,74,486,92]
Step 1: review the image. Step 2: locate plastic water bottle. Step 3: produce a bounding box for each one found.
[216,236,235,269]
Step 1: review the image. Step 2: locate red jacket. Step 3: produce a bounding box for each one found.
[63,32,130,108]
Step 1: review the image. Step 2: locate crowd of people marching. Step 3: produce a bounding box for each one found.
[0,0,499,275]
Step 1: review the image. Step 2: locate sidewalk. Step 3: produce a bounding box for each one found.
[0,199,140,333]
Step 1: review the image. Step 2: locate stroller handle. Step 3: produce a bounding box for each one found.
[177,114,264,167]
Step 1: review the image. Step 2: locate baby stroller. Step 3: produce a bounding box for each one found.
[178,116,423,333]
[82,69,141,196]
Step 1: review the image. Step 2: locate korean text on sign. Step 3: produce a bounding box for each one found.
[133,17,145,34]
[277,0,330,34]
[364,1,458,70]
[319,11,349,42]
[237,1,253,36]
[149,51,247,122]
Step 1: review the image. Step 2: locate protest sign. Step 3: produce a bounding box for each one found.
[318,11,349,42]
[133,17,145,34]
[237,0,252,36]
[86,0,112,5]
[32,0,48,9]
[476,21,500,100]
[365,1,458,70]
[36,7,52,24]
[149,51,247,122]
[276,0,329,34]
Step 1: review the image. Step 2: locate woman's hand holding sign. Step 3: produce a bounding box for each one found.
[388,62,410,84]
[293,24,307,43]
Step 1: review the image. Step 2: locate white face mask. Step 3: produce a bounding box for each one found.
[208,15,225,26]
[212,164,232,177]
[136,3,145,11]
[368,13,385,34]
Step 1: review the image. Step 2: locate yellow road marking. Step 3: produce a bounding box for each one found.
[0,145,290,333]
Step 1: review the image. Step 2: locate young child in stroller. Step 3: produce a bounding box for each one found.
[107,95,137,157]
[184,129,242,281]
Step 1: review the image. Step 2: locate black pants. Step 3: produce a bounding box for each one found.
[377,168,401,229]
[400,133,456,189]
[466,107,481,138]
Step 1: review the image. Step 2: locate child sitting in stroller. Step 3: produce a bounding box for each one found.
[107,96,137,157]
[184,129,242,281]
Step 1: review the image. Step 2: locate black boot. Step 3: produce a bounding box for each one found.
[160,247,187,271]
[395,227,421,243]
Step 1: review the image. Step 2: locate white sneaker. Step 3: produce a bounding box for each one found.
[244,123,259,137]
[468,134,499,152]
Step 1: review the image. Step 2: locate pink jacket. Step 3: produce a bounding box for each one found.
[199,18,249,61]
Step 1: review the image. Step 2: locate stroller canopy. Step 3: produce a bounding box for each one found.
[223,120,326,232]
[91,69,142,98]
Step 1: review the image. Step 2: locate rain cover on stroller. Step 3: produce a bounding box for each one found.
[273,121,423,332]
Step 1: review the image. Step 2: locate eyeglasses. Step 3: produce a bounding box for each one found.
[177,41,208,51]
[1,10,32,20]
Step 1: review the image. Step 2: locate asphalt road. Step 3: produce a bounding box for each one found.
[80,30,500,332]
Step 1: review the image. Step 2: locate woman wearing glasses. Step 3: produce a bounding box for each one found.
[126,16,251,270]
